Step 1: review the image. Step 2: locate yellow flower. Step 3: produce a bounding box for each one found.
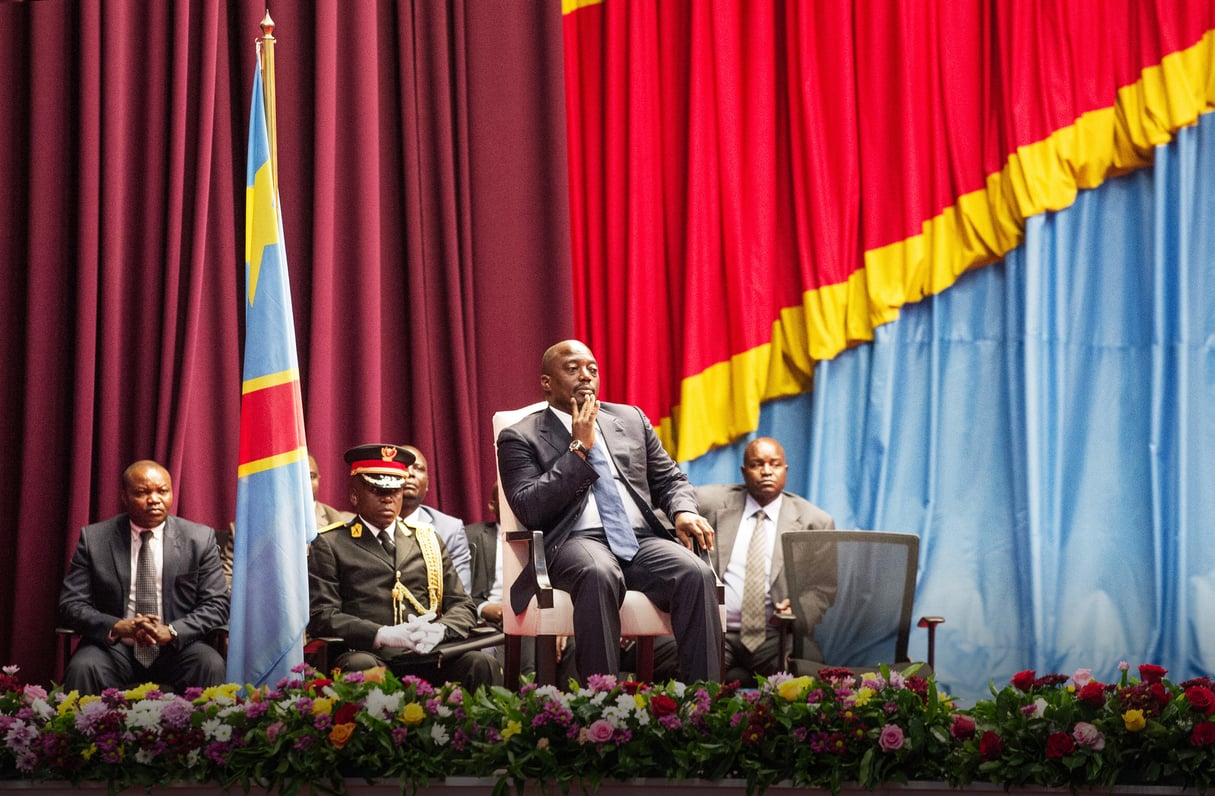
[312,697,335,716]
[854,687,874,706]
[1123,709,1147,731]
[57,691,80,716]
[79,694,100,709]
[198,683,240,703]
[502,719,522,741]
[400,701,426,726]
[82,744,97,761]
[125,682,158,700]
[634,693,647,709]
[328,722,356,749]
[777,676,814,701]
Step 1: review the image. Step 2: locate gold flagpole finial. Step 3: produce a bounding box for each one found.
[257,10,280,195]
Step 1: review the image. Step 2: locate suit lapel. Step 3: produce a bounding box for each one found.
[112,517,133,596]
[161,517,180,616]
[770,497,799,600]
[717,492,747,569]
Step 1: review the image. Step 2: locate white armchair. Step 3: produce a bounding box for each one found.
[494,403,714,688]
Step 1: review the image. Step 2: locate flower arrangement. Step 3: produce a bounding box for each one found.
[949,662,1215,791]
[4,661,1215,794]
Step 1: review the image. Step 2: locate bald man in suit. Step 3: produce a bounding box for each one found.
[696,437,834,686]
[58,460,230,694]
[497,340,721,683]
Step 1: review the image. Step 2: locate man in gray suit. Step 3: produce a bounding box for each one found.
[497,339,721,683]
[696,437,834,685]
[58,460,230,694]
[399,444,473,594]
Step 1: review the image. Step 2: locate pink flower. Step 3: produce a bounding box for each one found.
[1072,721,1105,750]
[22,684,47,704]
[584,718,614,744]
[1071,668,1093,687]
[878,723,904,752]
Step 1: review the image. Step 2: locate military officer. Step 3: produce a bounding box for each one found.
[307,443,498,690]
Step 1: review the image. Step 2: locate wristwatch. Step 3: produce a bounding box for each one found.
[166,624,179,643]
[568,439,587,455]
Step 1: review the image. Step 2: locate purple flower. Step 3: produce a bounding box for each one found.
[266,721,285,742]
[586,673,618,693]
[391,727,409,745]
[244,700,270,719]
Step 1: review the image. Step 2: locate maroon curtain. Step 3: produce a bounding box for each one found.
[0,0,572,684]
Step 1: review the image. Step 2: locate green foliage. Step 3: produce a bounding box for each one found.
[4,661,1215,794]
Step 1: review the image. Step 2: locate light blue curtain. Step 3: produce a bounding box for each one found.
[684,111,1215,705]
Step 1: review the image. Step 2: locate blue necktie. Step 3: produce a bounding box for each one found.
[587,441,640,560]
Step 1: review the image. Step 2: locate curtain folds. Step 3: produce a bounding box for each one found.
[0,0,571,683]
[685,112,1215,703]
[563,0,1215,462]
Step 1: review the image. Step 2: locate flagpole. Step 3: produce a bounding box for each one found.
[258,10,279,195]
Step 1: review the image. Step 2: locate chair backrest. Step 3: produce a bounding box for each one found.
[781,530,919,668]
[491,401,549,535]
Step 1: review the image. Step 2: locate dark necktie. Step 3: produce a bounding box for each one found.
[586,440,640,561]
[379,528,396,559]
[740,509,769,652]
[134,530,159,667]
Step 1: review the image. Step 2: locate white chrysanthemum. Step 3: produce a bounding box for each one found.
[431,723,450,746]
[134,748,156,764]
[201,717,233,742]
[30,698,55,720]
[434,704,452,718]
[217,704,244,719]
[589,692,607,706]
[534,685,567,705]
[671,682,687,698]
[363,688,402,720]
[186,749,201,768]
[125,699,166,730]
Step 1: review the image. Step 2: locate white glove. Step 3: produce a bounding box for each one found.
[375,612,444,653]
[405,613,446,654]
[375,621,419,652]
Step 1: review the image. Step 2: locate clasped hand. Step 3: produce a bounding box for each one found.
[378,612,445,653]
[113,613,168,648]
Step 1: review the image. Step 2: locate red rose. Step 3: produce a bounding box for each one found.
[307,677,334,692]
[649,694,678,717]
[334,702,360,725]
[1011,670,1036,692]
[1150,682,1170,706]
[1187,686,1215,715]
[951,714,977,740]
[1077,681,1107,707]
[1139,664,1167,683]
[1191,722,1215,747]
[1045,732,1076,758]
[978,730,1005,761]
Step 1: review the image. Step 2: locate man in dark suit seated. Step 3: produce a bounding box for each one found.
[58,460,230,694]
[307,443,498,691]
[697,437,835,686]
[496,339,722,684]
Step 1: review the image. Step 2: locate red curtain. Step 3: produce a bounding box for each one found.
[563,0,1215,462]
[0,0,572,683]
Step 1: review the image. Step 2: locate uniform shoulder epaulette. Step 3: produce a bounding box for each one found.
[318,520,347,534]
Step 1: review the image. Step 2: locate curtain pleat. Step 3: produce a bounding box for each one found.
[685,112,1215,703]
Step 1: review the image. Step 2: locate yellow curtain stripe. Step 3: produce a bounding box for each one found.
[661,29,1215,463]
[562,0,602,16]
[237,447,307,480]
[242,368,299,395]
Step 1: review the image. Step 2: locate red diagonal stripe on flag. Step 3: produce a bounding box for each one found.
[238,379,304,468]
